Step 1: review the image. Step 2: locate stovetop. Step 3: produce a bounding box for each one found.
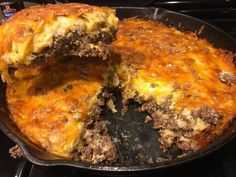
[152,0,236,39]
[0,1,236,177]
[1,130,236,177]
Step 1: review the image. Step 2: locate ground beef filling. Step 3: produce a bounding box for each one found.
[33,27,116,61]
[137,96,223,154]
[218,71,236,86]
[79,120,117,164]
[72,93,117,164]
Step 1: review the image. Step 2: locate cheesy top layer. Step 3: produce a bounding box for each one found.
[112,18,236,123]
[0,3,118,70]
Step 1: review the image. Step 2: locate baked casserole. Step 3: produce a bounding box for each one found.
[0,4,235,164]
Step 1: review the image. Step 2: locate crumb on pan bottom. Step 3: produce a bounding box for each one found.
[9,145,23,159]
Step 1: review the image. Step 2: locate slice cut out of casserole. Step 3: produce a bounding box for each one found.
[0,3,118,82]
[0,3,118,164]
[7,57,117,163]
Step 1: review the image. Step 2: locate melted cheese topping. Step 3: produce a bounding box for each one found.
[4,17,236,160]
[111,19,236,142]
[7,58,107,158]
[0,3,118,69]
[6,11,117,65]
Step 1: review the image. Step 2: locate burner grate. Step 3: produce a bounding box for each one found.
[180,9,236,39]
[152,1,236,39]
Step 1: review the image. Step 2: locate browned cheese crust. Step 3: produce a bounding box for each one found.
[0,3,118,77]
[111,18,236,153]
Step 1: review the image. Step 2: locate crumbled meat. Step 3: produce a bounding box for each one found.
[138,99,158,113]
[159,129,177,150]
[63,84,73,93]
[138,153,155,164]
[176,136,200,152]
[69,91,117,164]
[191,105,222,125]
[137,95,223,154]
[144,115,152,123]
[80,121,117,164]
[159,95,173,112]
[89,105,103,120]
[103,91,117,113]
[9,145,23,158]
[34,29,115,62]
[218,71,236,86]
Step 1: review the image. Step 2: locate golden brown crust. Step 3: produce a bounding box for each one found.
[111,18,236,152]
[0,3,117,72]
[7,58,107,158]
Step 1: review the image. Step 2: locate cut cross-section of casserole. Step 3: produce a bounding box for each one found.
[1,3,118,164]
[111,19,236,153]
[7,57,117,163]
[0,3,118,81]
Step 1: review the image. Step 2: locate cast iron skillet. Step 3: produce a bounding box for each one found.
[0,7,235,175]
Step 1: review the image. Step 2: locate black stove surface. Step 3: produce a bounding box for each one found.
[0,1,236,177]
[152,0,236,39]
